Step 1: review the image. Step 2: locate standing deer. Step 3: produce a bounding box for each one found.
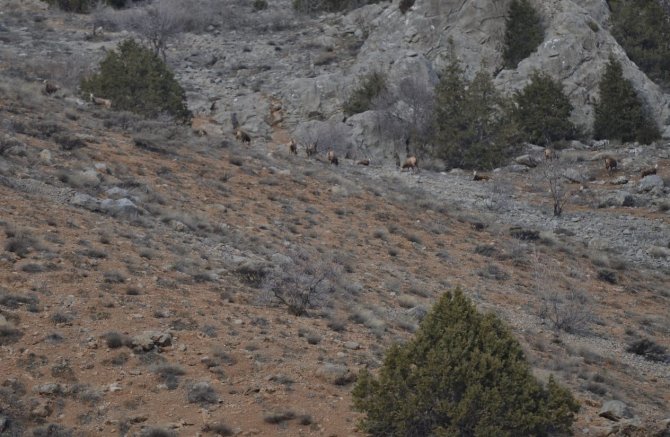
[401,156,418,173]
[605,157,618,174]
[289,139,298,155]
[327,150,339,166]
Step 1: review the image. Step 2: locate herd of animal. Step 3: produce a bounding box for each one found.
[42,79,660,180]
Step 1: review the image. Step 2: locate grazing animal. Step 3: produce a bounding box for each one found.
[327,150,339,166]
[544,148,557,161]
[89,93,112,109]
[473,170,491,181]
[306,142,318,158]
[640,164,658,178]
[43,80,59,95]
[235,128,251,144]
[357,159,370,166]
[604,157,618,174]
[401,155,418,173]
[289,139,298,155]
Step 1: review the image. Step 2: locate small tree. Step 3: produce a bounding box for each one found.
[433,62,519,170]
[353,288,579,436]
[343,71,388,116]
[513,71,576,146]
[610,0,670,90]
[502,0,544,69]
[593,56,660,144]
[80,39,191,122]
[262,250,338,316]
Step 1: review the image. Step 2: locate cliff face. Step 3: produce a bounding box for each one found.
[287,0,670,158]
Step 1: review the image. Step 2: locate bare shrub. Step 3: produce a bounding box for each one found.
[534,253,593,334]
[537,159,571,216]
[186,381,218,405]
[296,121,352,158]
[261,249,338,316]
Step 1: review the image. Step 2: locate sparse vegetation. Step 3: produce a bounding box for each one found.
[353,288,579,435]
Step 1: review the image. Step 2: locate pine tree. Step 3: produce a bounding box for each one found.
[593,56,659,144]
[81,39,191,123]
[513,71,576,146]
[503,0,544,69]
[352,288,580,436]
[609,0,670,90]
[433,62,518,170]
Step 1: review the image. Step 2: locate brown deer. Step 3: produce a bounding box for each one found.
[43,80,60,95]
[544,148,557,161]
[401,156,418,173]
[89,93,112,109]
[357,159,370,166]
[288,139,298,155]
[640,164,658,178]
[604,157,618,174]
[235,128,251,144]
[306,141,318,158]
[327,150,339,166]
[473,170,491,181]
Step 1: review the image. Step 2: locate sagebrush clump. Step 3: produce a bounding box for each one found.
[80,39,191,122]
[353,288,579,436]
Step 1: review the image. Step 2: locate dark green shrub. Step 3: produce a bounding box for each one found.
[42,0,91,12]
[513,71,576,146]
[343,71,387,116]
[80,39,191,123]
[503,0,544,69]
[293,0,386,14]
[253,0,268,10]
[42,0,130,12]
[609,0,670,90]
[593,56,660,144]
[352,288,579,436]
[399,0,414,14]
[433,61,520,170]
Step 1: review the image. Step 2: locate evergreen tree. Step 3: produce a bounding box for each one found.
[513,71,576,146]
[433,62,518,170]
[343,71,388,116]
[81,39,191,123]
[503,0,544,69]
[609,0,670,90]
[352,288,580,437]
[593,56,659,144]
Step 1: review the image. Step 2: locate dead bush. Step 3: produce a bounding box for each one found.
[262,248,338,316]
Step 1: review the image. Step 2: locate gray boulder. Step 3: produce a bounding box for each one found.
[638,175,664,192]
[599,190,636,208]
[599,400,634,422]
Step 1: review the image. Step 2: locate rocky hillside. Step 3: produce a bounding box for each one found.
[0,0,669,436]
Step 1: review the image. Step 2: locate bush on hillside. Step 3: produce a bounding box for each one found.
[609,0,670,91]
[80,39,191,123]
[399,0,414,14]
[502,0,544,69]
[42,0,131,13]
[593,56,659,144]
[433,61,520,170]
[352,287,580,436]
[343,71,388,116]
[513,71,576,146]
[293,0,387,14]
